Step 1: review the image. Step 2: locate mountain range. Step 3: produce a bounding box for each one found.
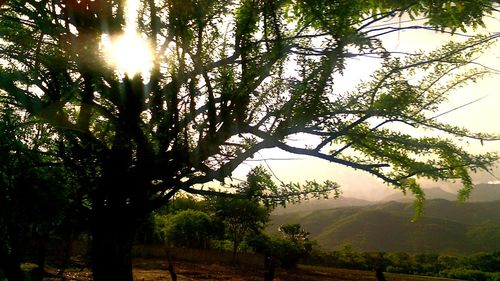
[269,184,500,254]
[273,183,500,215]
[380,183,500,202]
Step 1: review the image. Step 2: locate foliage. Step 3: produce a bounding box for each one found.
[0,108,71,233]
[279,223,310,242]
[208,166,274,257]
[136,195,208,244]
[441,268,500,281]
[268,236,307,269]
[308,247,500,280]
[1,0,499,279]
[467,252,500,273]
[157,195,207,215]
[247,223,314,269]
[155,209,221,249]
[0,106,81,280]
[212,196,269,253]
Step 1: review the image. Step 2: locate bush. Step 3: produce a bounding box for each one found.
[246,233,313,269]
[437,255,461,271]
[387,265,409,274]
[305,248,500,280]
[490,273,500,281]
[210,239,234,251]
[156,210,220,248]
[269,236,304,269]
[361,252,390,271]
[468,252,500,273]
[387,252,414,274]
[441,268,491,281]
[414,254,440,275]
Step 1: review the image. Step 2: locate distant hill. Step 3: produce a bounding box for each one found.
[269,199,500,254]
[468,183,500,202]
[381,184,500,202]
[273,185,500,217]
[272,196,374,215]
[382,187,457,202]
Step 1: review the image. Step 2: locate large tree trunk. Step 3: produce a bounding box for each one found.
[89,127,155,281]
[91,210,138,281]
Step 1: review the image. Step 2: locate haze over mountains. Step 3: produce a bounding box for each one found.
[380,183,500,202]
[270,184,500,254]
[273,183,500,214]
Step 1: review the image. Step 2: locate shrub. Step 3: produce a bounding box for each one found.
[387,252,414,274]
[156,210,220,248]
[269,236,305,269]
[442,268,490,281]
[468,252,500,273]
[246,232,313,269]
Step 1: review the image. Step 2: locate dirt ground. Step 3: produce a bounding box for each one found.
[42,258,461,281]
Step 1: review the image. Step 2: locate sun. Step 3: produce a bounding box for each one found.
[100,0,153,78]
[101,32,153,78]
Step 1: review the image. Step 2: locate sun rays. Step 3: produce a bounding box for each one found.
[100,0,153,78]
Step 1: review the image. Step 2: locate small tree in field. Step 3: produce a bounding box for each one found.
[210,166,274,260]
[277,223,314,268]
[1,1,499,280]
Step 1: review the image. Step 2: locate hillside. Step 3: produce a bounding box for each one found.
[272,196,374,215]
[468,183,500,202]
[381,187,457,202]
[269,199,500,254]
[381,184,500,202]
[273,184,500,217]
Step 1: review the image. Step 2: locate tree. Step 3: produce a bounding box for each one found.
[209,166,277,261]
[0,108,30,281]
[0,106,78,281]
[246,223,314,270]
[212,198,269,258]
[279,223,310,242]
[277,223,314,268]
[1,1,499,280]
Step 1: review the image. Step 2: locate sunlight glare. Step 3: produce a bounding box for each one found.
[100,0,153,78]
[124,0,140,33]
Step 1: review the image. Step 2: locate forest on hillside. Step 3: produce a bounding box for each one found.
[270,198,500,254]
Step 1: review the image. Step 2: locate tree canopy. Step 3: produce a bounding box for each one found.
[1,0,499,280]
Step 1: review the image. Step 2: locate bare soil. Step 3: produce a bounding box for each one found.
[42,258,461,281]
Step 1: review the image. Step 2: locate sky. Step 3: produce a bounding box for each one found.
[230,14,500,201]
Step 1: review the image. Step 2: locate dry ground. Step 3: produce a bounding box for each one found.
[42,258,462,281]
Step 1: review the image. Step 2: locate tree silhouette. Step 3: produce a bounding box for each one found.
[0,107,78,281]
[1,1,499,280]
